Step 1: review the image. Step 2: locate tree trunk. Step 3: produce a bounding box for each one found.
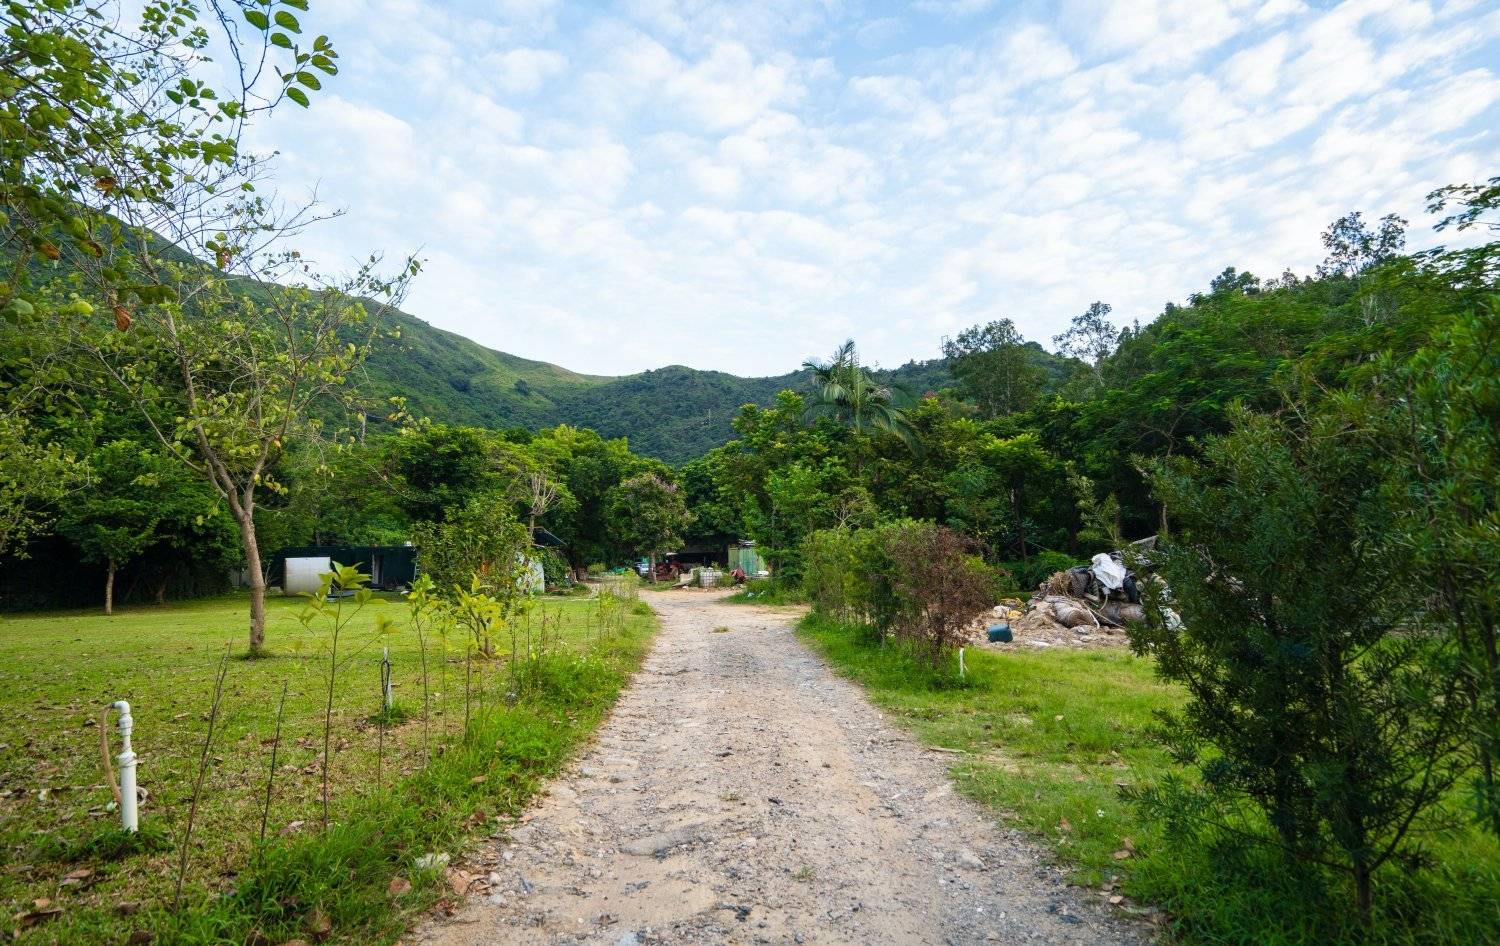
[155,580,167,605]
[648,553,657,583]
[238,513,267,655]
[1353,860,1373,922]
[104,559,116,616]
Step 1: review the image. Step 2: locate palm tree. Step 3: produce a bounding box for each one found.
[802,339,915,445]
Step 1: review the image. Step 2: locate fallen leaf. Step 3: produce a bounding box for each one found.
[470,775,487,784]
[126,931,153,945]
[1112,849,1132,860]
[387,876,412,898]
[1058,818,1072,833]
[1108,895,1124,905]
[445,867,478,898]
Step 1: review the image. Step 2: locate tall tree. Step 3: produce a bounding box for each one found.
[55,441,218,613]
[1053,301,1119,389]
[82,255,415,653]
[802,339,914,443]
[942,319,1044,417]
[605,473,691,581]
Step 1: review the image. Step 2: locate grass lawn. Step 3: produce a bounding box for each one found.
[0,587,655,944]
[799,614,1500,946]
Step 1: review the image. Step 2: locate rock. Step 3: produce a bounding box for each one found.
[613,933,640,946]
[958,849,986,870]
[619,822,708,857]
[414,852,450,871]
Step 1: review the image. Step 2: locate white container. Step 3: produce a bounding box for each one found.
[283,556,333,595]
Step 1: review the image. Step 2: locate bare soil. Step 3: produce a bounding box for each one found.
[416,591,1147,946]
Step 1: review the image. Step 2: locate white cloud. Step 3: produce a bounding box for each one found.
[484,47,568,93]
[247,0,1500,376]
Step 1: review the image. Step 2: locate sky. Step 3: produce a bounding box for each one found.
[250,0,1500,377]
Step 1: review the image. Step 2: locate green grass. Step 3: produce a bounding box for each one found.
[723,578,803,606]
[799,613,1500,945]
[0,591,655,944]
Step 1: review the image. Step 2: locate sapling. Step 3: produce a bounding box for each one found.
[296,562,381,827]
[174,643,232,910]
[258,681,290,845]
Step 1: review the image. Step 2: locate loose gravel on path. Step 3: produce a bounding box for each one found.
[417,590,1148,946]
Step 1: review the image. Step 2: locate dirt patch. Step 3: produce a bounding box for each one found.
[416,591,1147,946]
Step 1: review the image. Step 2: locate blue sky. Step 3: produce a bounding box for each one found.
[251,0,1500,376]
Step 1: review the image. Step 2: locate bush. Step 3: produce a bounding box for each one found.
[881,523,998,665]
[803,521,997,665]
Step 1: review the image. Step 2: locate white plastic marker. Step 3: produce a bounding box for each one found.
[109,701,138,832]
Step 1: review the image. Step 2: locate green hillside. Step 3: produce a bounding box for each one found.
[357,307,979,463]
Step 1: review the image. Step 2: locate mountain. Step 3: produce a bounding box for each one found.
[357,308,962,463]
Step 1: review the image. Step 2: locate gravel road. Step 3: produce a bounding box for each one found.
[416,590,1147,946]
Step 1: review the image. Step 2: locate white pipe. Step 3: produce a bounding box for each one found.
[958,648,966,679]
[110,700,137,833]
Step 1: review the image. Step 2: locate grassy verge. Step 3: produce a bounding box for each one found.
[0,592,656,944]
[799,613,1500,945]
[723,578,803,605]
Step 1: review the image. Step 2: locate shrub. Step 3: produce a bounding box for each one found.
[1134,404,1469,918]
[803,520,996,665]
[1003,550,1077,593]
[881,523,998,665]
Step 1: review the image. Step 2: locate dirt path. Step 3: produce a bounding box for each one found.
[417,591,1147,946]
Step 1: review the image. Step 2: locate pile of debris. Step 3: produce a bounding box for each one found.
[978,541,1159,650]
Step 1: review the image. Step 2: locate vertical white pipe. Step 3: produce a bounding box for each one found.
[958,648,966,679]
[111,700,137,832]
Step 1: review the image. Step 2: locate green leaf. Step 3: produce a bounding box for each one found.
[285,86,310,107]
[274,9,301,32]
[296,71,321,90]
[243,9,269,29]
[269,31,293,49]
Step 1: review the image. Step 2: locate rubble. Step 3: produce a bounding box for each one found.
[972,543,1163,651]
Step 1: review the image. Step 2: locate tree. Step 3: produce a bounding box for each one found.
[409,498,531,655]
[942,319,1045,417]
[55,441,218,613]
[2,0,340,326]
[393,425,502,524]
[531,425,658,571]
[802,339,914,443]
[81,254,416,653]
[605,473,690,580]
[0,414,78,556]
[1376,295,1500,837]
[1133,404,1468,918]
[1053,301,1119,389]
[1317,212,1408,278]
